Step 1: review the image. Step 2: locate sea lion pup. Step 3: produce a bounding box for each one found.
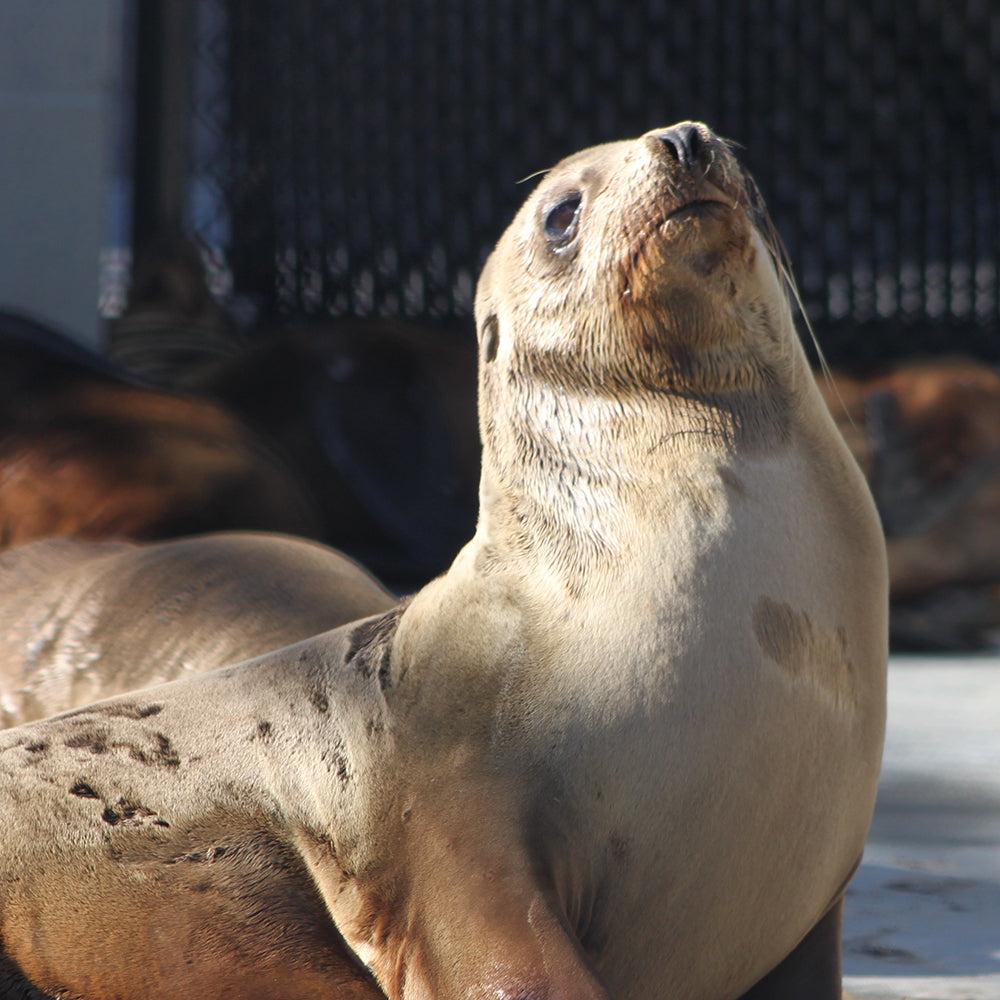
[0,532,395,727]
[0,124,887,1000]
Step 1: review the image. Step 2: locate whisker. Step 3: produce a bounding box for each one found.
[517,168,552,185]
[744,172,856,429]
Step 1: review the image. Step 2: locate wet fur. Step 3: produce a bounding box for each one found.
[0,533,394,727]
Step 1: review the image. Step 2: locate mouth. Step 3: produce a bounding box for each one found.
[665,199,734,223]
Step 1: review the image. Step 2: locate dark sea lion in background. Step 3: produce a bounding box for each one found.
[192,320,480,589]
[0,124,887,999]
[0,532,394,728]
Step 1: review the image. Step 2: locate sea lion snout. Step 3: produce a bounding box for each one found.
[640,121,742,208]
[641,121,742,222]
[647,121,708,171]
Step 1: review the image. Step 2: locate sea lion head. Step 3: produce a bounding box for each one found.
[475,121,796,388]
[473,123,808,576]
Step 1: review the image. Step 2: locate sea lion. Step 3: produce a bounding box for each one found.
[193,320,480,589]
[0,532,395,727]
[0,316,323,548]
[0,123,887,999]
[818,358,1000,648]
[107,235,244,389]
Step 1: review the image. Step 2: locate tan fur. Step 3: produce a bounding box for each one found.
[0,533,395,727]
[0,125,887,999]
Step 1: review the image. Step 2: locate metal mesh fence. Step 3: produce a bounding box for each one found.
[184,0,1000,367]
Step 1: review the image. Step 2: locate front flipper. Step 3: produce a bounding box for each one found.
[736,897,843,1000]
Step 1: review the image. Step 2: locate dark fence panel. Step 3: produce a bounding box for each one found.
[183,0,1000,367]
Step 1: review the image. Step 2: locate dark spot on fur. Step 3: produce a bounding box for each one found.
[345,601,409,692]
[102,798,162,827]
[152,733,181,767]
[309,690,329,713]
[254,720,273,742]
[377,659,393,692]
[65,732,108,754]
[61,718,180,770]
[154,819,170,828]
[25,740,48,754]
[165,852,200,865]
[609,834,630,863]
[321,736,352,785]
[481,313,500,363]
[164,844,228,865]
[101,731,181,768]
[70,781,100,799]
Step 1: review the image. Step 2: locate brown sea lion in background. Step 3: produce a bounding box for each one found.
[0,311,321,549]
[820,358,1000,648]
[0,532,394,729]
[0,123,887,999]
[105,230,480,588]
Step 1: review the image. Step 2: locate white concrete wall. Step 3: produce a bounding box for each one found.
[0,0,123,348]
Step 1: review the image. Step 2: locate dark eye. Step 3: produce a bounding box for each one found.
[543,195,582,244]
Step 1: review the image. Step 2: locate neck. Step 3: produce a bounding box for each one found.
[474,332,799,592]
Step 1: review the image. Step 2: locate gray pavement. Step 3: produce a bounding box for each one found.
[844,657,1000,1000]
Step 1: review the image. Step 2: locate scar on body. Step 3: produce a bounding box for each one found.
[752,596,857,707]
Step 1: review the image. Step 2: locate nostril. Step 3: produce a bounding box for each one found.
[655,122,704,170]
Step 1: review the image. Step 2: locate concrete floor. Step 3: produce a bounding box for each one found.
[843,657,1000,1000]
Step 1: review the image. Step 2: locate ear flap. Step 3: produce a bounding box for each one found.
[480,314,500,363]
